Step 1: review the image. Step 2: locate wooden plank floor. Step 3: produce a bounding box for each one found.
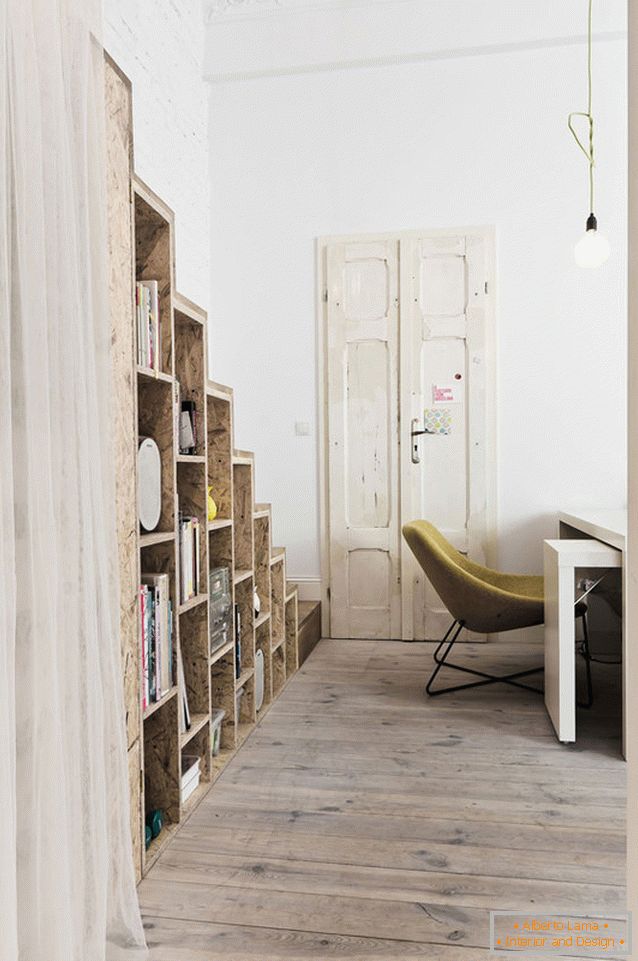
[140,638,626,960]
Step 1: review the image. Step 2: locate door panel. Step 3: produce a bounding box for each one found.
[401,233,491,641]
[344,258,389,321]
[346,340,391,529]
[420,336,467,542]
[420,252,466,317]
[348,549,391,607]
[326,241,401,639]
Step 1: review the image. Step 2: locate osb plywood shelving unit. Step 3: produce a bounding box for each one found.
[105,54,300,881]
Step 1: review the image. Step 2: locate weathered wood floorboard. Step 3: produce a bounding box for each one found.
[140,638,626,961]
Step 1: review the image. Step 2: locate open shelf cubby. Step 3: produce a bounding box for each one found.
[256,615,272,714]
[270,558,285,651]
[234,575,256,676]
[134,188,173,378]
[106,50,304,884]
[207,390,233,521]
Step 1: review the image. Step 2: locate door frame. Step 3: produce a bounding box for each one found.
[317,226,498,640]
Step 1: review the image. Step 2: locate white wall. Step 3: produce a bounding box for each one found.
[105,0,210,309]
[208,4,627,582]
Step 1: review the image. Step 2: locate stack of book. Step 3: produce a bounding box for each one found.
[136,280,159,369]
[140,572,173,709]
[180,755,200,805]
[179,515,201,603]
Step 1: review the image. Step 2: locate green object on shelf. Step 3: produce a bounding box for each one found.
[145,825,152,850]
[147,809,163,839]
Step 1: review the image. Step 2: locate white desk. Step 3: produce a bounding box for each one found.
[544,509,627,747]
[558,509,626,553]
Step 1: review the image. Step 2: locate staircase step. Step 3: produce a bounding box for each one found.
[232,450,254,466]
[173,292,206,326]
[298,601,321,665]
[270,546,285,567]
[206,380,233,401]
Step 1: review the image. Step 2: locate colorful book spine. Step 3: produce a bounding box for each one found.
[135,280,160,371]
[141,573,172,705]
[140,587,149,709]
[154,584,161,699]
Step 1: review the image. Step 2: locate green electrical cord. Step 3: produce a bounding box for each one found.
[568,0,595,216]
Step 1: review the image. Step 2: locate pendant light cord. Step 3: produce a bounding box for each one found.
[568,0,595,215]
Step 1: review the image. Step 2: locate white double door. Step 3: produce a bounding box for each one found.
[323,229,494,640]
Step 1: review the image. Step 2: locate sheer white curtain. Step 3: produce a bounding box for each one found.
[0,0,147,958]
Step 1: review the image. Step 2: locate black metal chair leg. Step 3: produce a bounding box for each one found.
[577,611,594,709]
[425,621,464,695]
[432,619,461,664]
[425,620,544,697]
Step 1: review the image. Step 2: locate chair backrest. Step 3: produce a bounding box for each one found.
[402,521,478,624]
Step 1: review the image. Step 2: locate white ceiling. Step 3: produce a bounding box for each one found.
[204,0,627,81]
[204,0,514,23]
[205,0,626,24]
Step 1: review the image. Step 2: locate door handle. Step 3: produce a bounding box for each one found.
[411,417,436,464]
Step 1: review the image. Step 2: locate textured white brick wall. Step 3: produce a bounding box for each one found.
[105,0,210,310]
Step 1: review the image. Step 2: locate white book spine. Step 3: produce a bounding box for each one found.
[187,520,193,600]
[148,280,160,371]
[194,517,200,594]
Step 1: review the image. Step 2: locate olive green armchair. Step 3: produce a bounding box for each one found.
[402,520,591,699]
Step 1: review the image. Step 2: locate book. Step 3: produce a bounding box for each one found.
[179,515,201,603]
[146,588,155,702]
[140,573,173,705]
[193,516,200,590]
[180,399,197,454]
[136,280,160,370]
[143,573,171,697]
[140,587,149,709]
[173,381,181,447]
[178,649,191,734]
[168,599,173,689]
[179,409,195,453]
[234,603,241,679]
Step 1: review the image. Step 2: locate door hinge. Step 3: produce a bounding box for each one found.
[484,281,489,294]
[322,288,328,303]
[326,586,331,600]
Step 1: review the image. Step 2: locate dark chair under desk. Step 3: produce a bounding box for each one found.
[402,520,592,701]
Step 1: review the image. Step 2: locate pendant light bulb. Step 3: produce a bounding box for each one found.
[568,0,611,269]
[574,214,610,269]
